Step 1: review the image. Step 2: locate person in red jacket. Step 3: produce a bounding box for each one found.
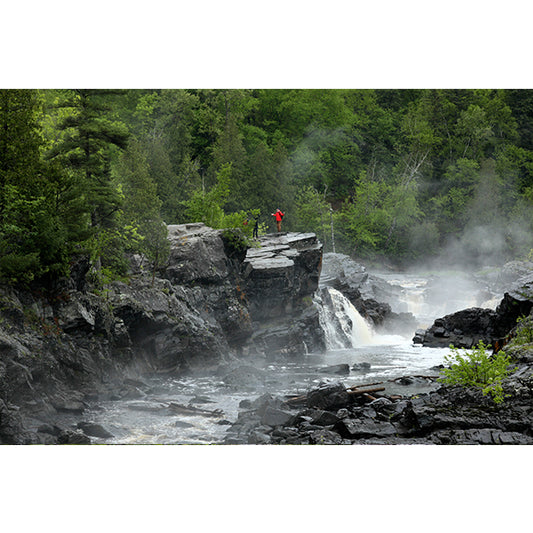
[272,208,284,232]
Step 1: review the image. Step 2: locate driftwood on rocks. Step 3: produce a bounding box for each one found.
[286,381,388,407]
[167,402,223,418]
[347,386,386,396]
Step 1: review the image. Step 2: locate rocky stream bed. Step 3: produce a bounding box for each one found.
[2,224,533,445]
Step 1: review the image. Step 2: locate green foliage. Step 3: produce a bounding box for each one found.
[184,163,232,227]
[439,341,515,404]
[46,89,130,230]
[294,186,333,250]
[5,88,533,291]
[116,137,170,274]
[508,315,533,346]
[220,227,252,259]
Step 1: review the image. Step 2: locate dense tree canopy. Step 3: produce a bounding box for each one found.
[2,88,533,287]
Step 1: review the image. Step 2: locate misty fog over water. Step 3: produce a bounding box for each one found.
[78,263,497,444]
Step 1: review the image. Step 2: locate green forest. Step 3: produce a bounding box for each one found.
[2,88,533,287]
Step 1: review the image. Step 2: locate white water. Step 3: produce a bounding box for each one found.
[317,287,374,349]
[81,273,462,444]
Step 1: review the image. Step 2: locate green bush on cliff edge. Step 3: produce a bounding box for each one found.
[438,341,515,404]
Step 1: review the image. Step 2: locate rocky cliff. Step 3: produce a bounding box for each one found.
[0,224,325,443]
[240,232,325,356]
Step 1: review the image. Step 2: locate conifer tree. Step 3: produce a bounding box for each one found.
[117,137,169,281]
[47,89,130,229]
[0,90,71,284]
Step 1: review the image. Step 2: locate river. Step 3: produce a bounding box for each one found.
[82,269,493,444]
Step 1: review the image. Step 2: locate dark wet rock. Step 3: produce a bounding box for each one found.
[320,364,350,375]
[248,430,272,444]
[261,407,292,426]
[307,429,344,444]
[241,232,325,356]
[307,409,341,426]
[221,365,268,389]
[430,428,533,445]
[173,420,195,428]
[335,417,397,439]
[189,395,215,405]
[51,397,86,414]
[413,307,508,348]
[77,421,114,439]
[57,429,91,444]
[306,382,350,410]
[224,358,533,445]
[0,399,27,444]
[352,362,371,372]
[37,423,61,436]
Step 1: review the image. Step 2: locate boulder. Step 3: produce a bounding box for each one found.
[320,364,350,375]
[306,382,350,410]
[221,365,268,389]
[335,417,397,439]
[165,223,230,285]
[413,307,501,348]
[77,421,114,439]
[57,429,91,444]
[260,407,292,427]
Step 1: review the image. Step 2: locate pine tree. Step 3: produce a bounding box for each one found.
[47,89,130,229]
[0,90,71,284]
[117,137,169,282]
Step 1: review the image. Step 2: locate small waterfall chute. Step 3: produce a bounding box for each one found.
[315,287,374,350]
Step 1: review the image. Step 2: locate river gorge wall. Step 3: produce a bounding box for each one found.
[0,224,325,443]
[3,222,533,444]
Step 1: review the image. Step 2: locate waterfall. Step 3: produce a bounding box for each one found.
[315,287,374,350]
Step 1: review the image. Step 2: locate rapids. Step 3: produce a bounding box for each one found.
[81,270,480,444]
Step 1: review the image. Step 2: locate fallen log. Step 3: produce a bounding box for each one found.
[347,381,384,391]
[362,393,377,402]
[167,402,223,418]
[347,386,386,395]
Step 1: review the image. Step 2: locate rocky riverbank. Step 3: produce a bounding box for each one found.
[224,342,533,445]
[0,224,325,444]
[414,271,533,349]
[222,261,533,445]
[2,223,533,445]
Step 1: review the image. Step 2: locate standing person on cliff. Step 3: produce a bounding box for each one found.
[272,208,284,233]
[253,214,260,238]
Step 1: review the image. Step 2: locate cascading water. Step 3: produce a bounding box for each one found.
[316,287,374,349]
[82,272,459,444]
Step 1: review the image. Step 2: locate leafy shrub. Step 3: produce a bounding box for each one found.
[438,341,515,404]
[220,228,251,260]
[509,315,533,346]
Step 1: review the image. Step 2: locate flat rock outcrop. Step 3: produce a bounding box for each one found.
[240,232,326,356]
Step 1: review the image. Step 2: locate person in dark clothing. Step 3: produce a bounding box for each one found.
[272,208,284,232]
[253,215,259,238]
